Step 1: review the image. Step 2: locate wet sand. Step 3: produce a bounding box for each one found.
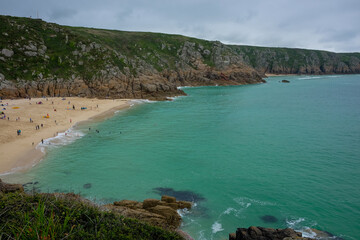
[0,97,130,175]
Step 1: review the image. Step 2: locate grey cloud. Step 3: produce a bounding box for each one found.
[50,8,77,20]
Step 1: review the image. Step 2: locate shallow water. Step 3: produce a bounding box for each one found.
[5,75,360,240]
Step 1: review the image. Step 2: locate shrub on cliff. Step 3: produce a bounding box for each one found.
[0,192,183,240]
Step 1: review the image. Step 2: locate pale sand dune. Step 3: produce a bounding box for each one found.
[0,97,131,174]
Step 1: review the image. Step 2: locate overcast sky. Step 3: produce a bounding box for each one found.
[1,0,359,52]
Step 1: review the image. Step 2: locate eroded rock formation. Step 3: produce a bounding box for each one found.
[104,195,192,230]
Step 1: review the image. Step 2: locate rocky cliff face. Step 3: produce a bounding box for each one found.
[231,45,360,75]
[0,15,264,100]
[1,15,358,100]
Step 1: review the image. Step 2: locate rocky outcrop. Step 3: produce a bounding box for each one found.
[0,15,265,100]
[1,15,358,100]
[104,195,192,230]
[229,226,313,240]
[0,178,24,193]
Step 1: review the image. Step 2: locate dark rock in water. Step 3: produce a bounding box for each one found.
[281,79,290,83]
[229,226,311,240]
[260,215,278,223]
[153,187,205,202]
[83,183,92,189]
[188,204,210,218]
[304,228,344,240]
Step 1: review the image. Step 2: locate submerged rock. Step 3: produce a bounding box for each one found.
[83,183,92,189]
[281,79,290,83]
[260,215,278,223]
[153,187,205,202]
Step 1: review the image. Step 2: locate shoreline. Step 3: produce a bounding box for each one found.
[0,97,131,175]
[265,73,299,77]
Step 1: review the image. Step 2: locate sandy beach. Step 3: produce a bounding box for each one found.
[265,73,298,77]
[0,97,131,175]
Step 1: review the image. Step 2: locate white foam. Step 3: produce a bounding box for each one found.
[224,207,236,215]
[285,217,321,239]
[234,197,275,207]
[286,217,305,228]
[177,86,195,89]
[211,221,224,234]
[177,208,190,217]
[130,99,157,104]
[198,230,207,240]
[298,76,321,80]
[300,227,318,238]
[36,127,85,153]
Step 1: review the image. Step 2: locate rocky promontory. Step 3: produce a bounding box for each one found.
[104,195,192,231]
[0,178,191,239]
[2,15,358,100]
[0,15,264,100]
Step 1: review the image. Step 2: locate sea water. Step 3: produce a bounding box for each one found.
[4,75,360,240]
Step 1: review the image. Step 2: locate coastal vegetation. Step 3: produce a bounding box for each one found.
[1,15,359,100]
[0,191,183,240]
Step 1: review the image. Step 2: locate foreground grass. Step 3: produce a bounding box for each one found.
[0,192,183,240]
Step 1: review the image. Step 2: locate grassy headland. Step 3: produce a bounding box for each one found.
[0,191,183,240]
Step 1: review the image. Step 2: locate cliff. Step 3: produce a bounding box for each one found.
[230,45,360,75]
[1,15,359,100]
[0,15,263,100]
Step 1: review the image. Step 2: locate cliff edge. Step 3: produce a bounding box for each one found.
[0,15,264,100]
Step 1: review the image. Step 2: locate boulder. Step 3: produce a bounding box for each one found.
[0,179,24,193]
[24,51,38,57]
[282,79,290,83]
[230,226,311,240]
[143,199,161,209]
[113,200,143,209]
[1,48,14,57]
[178,200,192,209]
[148,205,181,227]
[105,204,168,228]
[161,195,176,203]
[106,195,192,230]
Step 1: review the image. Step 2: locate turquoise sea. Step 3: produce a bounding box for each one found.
[4,75,360,240]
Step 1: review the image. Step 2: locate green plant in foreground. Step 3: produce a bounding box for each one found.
[0,192,183,240]
[10,201,75,239]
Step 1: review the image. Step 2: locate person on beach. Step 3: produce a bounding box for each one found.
[41,139,44,144]
[70,119,72,123]
[73,105,75,110]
